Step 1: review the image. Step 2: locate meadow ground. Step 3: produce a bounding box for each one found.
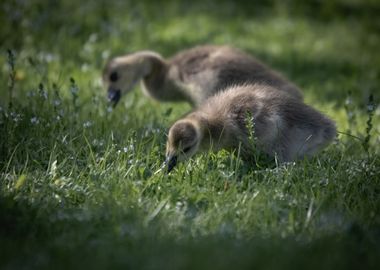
[0,0,380,269]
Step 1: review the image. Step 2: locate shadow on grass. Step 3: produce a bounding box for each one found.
[1,191,379,269]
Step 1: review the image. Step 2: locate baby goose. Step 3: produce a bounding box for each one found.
[165,84,336,171]
[103,45,302,106]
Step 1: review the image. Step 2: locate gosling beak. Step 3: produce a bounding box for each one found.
[108,88,121,107]
[165,155,178,173]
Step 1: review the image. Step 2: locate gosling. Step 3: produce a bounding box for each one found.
[103,45,302,106]
[165,84,336,171]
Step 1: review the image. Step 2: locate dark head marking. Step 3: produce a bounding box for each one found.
[170,122,197,148]
[110,71,119,82]
[166,155,178,173]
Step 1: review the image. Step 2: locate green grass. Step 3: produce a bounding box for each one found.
[1,0,380,269]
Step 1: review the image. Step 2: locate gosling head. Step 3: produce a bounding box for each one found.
[165,119,202,172]
[103,54,152,106]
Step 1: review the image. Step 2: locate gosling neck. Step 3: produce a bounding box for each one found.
[140,52,191,103]
[188,113,223,151]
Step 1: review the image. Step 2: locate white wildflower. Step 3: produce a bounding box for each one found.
[11,112,22,122]
[40,90,48,99]
[123,144,134,153]
[345,97,352,106]
[89,33,98,43]
[30,116,39,124]
[102,50,110,60]
[175,201,184,210]
[81,63,89,72]
[83,121,92,128]
[45,53,53,63]
[70,84,79,96]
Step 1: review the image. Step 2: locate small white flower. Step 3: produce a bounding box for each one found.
[107,106,113,113]
[102,50,110,60]
[345,97,352,105]
[319,178,329,186]
[89,33,98,43]
[81,64,89,72]
[70,85,79,95]
[175,201,183,210]
[94,78,103,87]
[123,144,134,153]
[45,53,53,63]
[92,139,104,147]
[31,116,39,124]
[11,112,22,122]
[40,90,48,99]
[38,52,56,63]
[83,121,92,128]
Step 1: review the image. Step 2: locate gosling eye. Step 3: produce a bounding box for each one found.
[109,71,119,82]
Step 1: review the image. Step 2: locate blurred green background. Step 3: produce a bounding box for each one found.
[1,0,380,104]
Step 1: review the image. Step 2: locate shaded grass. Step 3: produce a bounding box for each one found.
[1,0,380,269]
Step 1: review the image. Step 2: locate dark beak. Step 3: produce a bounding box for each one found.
[108,89,121,107]
[165,155,178,173]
